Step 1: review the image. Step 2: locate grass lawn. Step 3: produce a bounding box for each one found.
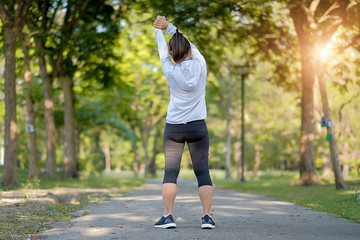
[0,166,145,191]
[0,166,145,239]
[212,171,360,223]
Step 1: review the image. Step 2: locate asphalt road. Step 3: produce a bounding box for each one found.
[38,179,360,240]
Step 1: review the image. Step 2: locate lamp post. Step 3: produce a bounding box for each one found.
[237,64,249,182]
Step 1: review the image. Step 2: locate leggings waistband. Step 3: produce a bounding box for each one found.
[166,119,205,126]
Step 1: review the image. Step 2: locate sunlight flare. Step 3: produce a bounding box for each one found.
[319,42,334,59]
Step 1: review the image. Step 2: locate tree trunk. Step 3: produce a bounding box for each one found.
[129,126,139,177]
[148,152,157,177]
[103,135,111,172]
[224,117,232,179]
[252,144,261,180]
[224,93,232,179]
[296,48,320,185]
[133,148,140,178]
[322,156,333,178]
[234,141,241,180]
[341,142,349,180]
[1,25,21,188]
[313,79,323,133]
[115,161,121,172]
[0,134,4,166]
[317,64,347,189]
[338,99,357,180]
[93,127,104,171]
[142,139,149,178]
[20,30,38,179]
[342,163,349,180]
[290,5,321,186]
[78,136,84,159]
[60,75,78,178]
[318,147,333,178]
[148,127,161,178]
[0,0,33,187]
[141,126,152,178]
[37,52,58,179]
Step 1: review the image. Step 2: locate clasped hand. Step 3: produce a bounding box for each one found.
[154,15,169,30]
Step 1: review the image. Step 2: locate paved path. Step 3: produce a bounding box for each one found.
[39,179,360,240]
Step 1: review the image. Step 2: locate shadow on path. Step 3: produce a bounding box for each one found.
[39,179,360,240]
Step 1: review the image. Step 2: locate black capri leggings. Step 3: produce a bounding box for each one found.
[163,119,212,188]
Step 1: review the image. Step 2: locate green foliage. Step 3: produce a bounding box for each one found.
[1,0,360,180]
[146,0,300,89]
[143,0,360,176]
[145,0,303,171]
[73,0,122,88]
[245,66,301,169]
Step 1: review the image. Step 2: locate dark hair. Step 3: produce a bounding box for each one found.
[169,29,191,63]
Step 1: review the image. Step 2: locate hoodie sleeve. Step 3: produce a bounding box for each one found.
[165,23,206,68]
[155,27,173,79]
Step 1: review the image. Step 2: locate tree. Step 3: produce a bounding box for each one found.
[27,0,94,178]
[27,0,59,179]
[28,0,120,178]
[0,0,33,188]
[148,124,163,177]
[63,0,129,177]
[20,27,38,178]
[286,0,360,188]
[287,1,321,185]
[53,0,90,178]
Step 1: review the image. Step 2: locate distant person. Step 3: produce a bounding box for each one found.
[153,15,215,229]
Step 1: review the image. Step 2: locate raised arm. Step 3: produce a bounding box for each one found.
[154,28,171,64]
[154,16,173,78]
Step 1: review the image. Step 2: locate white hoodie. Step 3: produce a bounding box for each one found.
[155,23,207,124]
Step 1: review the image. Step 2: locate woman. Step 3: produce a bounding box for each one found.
[153,15,215,229]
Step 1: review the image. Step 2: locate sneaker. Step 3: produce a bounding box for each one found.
[154,214,177,229]
[201,215,215,229]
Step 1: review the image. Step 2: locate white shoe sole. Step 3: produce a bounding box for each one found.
[154,223,177,229]
[201,224,215,229]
